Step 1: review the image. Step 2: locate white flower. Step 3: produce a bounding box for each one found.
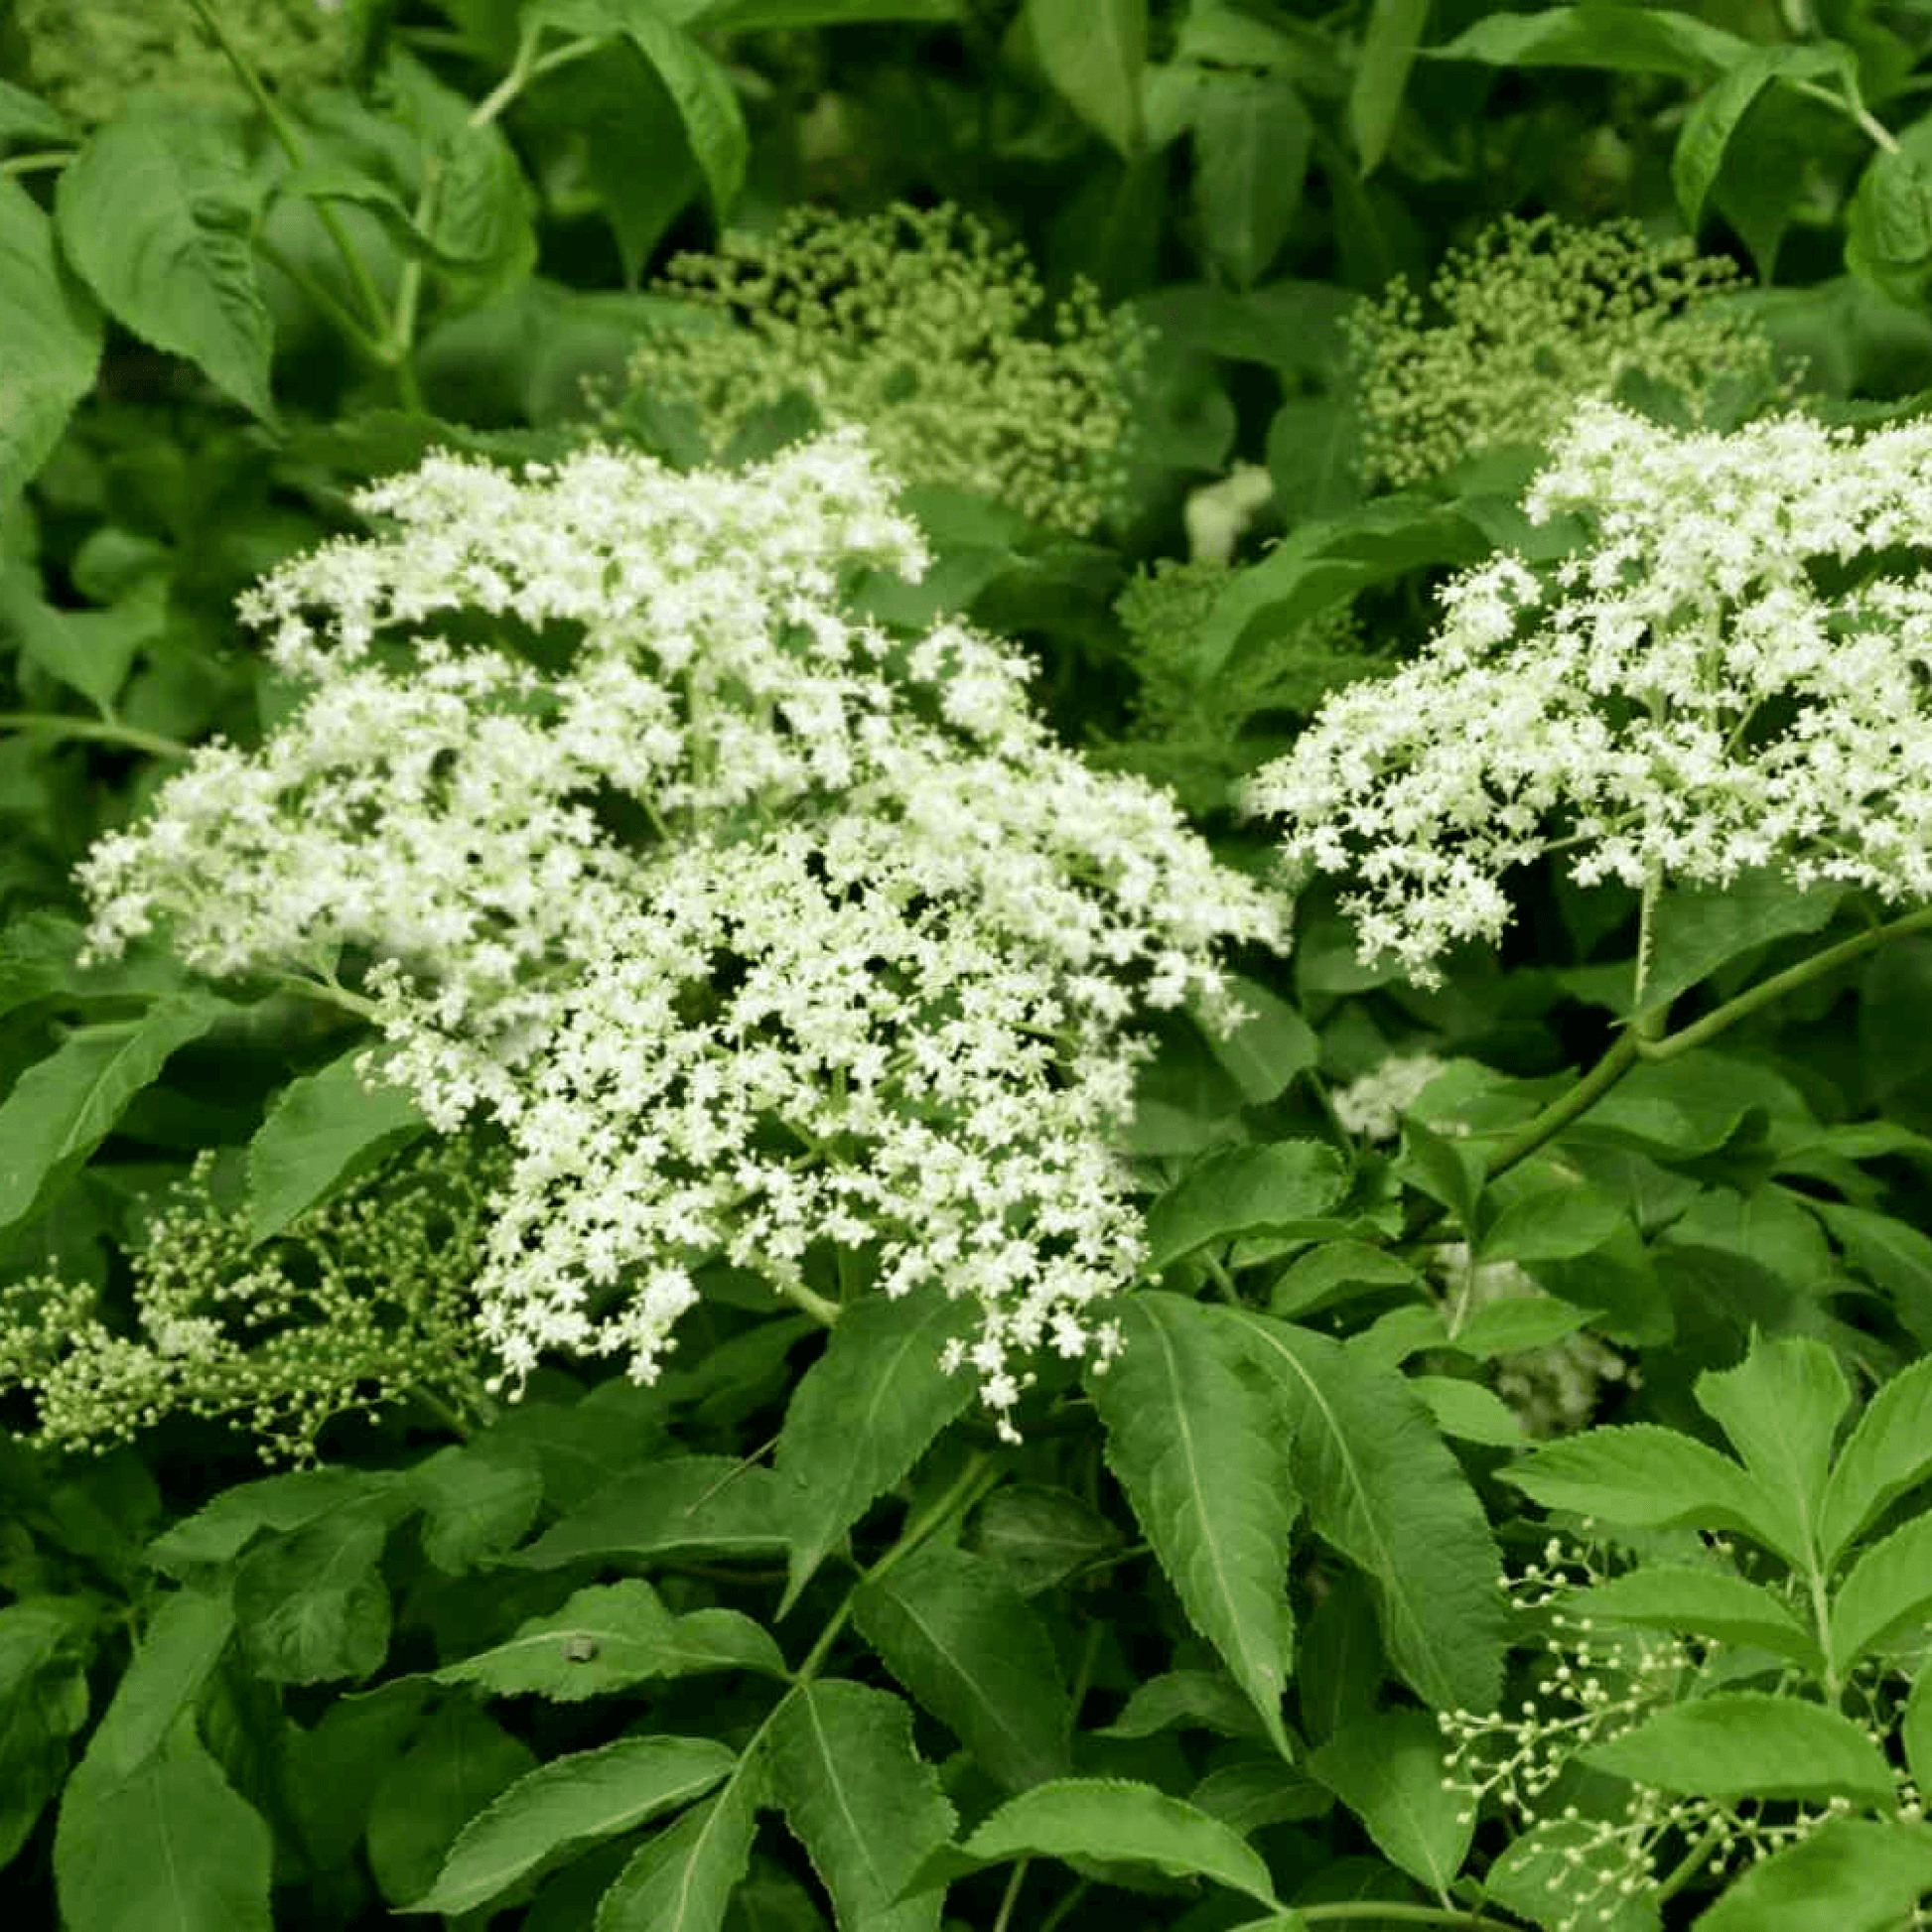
[80,432,1281,1429]
[1245,401,1932,982]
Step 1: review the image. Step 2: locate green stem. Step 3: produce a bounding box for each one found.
[1,151,72,179]
[990,1862,1029,1932]
[775,1277,843,1328]
[1477,1028,1641,1185]
[1201,1251,1243,1306]
[1296,1907,1524,1930]
[0,713,192,759]
[1652,1821,1726,1905]
[267,973,382,1022]
[184,0,396,350]
[1036,1879,1092,1932]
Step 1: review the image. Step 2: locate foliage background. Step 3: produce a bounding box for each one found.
[8,2,1932,1929]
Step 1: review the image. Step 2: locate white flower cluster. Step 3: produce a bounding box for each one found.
[77,433,1280,1434]
[1329,1050,1450,1142]
[1245,402,1932,984]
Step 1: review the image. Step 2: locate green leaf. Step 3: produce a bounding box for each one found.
[1698,1817,1932,1932]
[1425,6,1745,79]
[1397,1115,1485,1232]
[1198,973,1317,1106]
[765,1682,954,1931]
[1477,1183,1625,1265]
[1100,1669,1267,1741]
[233,1506,393,1685]
[1409,1376,1526,1448]
[1143,1141,1348,1277]
[527,1,748,219]
[366,1701,538,1908]
[1087,1294,1298,1752]
[55,1720,272,1932]
[409,1735,737,1916]
[1694,1333,1851,1569]
[513,1456,792,1567]
[1269,1240,1424,1320]
[1829,1512,1932,1676]
[1026,0,1147,158]
[1848,126,1932,306]
[1672,44,1851,238]
[0,176,102,503]
[1225,1311,1506,1713]
[1818,1354,1932,1563]
[853,1544,1070,1792]
[1503,1425,1792,1554]
[1450,1296,1597,1358]
[0,994,232,1246]
[970,1484,1119,1597]
[1191,73,1311,290]
[1563,1566,1819,1668]
[1635,869,1846,1022]
[410,1441,544,1575]
[952,1778,1280,1906]
[0,78,76,148]
[432,1580,769,1702]
[1196,494,1489,676]
[1483,1819,1661,1932]
[149,1467,388,1575]
[4,578,168,715]
[595,1775,759,1932]
[1349,0,1431,175]
[1310,1709,1470,1894]
[1814,1201,1932,1350]
[423,121,536,312]
[1904,1666,1932,1797]
[246,1045,426,1243]
[54,108,274,421]
[774,1285,975,1614]
[64,1587,232,1788]
[693,0,960,22]
[1583,1693,1894,1805]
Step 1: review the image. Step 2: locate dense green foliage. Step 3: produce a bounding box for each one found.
[8,3,1932,1929]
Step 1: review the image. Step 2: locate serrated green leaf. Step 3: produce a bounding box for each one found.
[409,1735,737,1916]
[596,1775,759,1932]
[55,1720,272,1932]
[66,1587,231,1787]
[527,1,748,218]
[0,175,102,503]
[1814,1200,1932,1350]
[1698,1816,1932,1932]
[1483,1819,1660,1932]
[233,1506,393,1686]
[1583,1693,1894,1804]
[1672,45,1851,238]
[694,0,959,22]
[1563,1566,1819,1668]
[1502,1425,1790,1554]
[1198,973,1317,1105]
[969,1483,1118,1597]
[1196,494,1489,676]
[1269,1240,1423,1320]
[1425,5,1745,78]
[1848,131,1932,306]
[1100,1670,1267,1741]
[766,1682,953,1932]
[774,1285,975,1615]
[423,121,535,311]
[148,1468,387,1576]
[1903,1667,1932,1797]
[410,1442,543,1575]
[1818,1354,1932,1563]
[54,109,274,420]
[246,1045,426,1243]
[1829,1512,1932,1676]
[5,578,167,714]
[0,78,75,148]
[1311,1708,1470,1893]
[1694,1333,1850,1569]
[1397,1114,1484,1231]
[1410,1376,1524,1447]
[1349,0,1431,175]
[854,1543,1070,1792]
[1192,72,1311,290]
[367,1701,537,1909]
[513,1456,791,1567]
[1224,1311,1505,1713]
[1087,1295,1298,1752]
[1026,0,1147,157]
[1636,869,1847,1022]
[1449,1296,1597,1358]
[1477,1184,1624,1265]
[433,1580,749,1702]
[1188,1757,1330,1835]
[956,1778,1280,1905]
[0,994,232,1246]
[1143,1141,1347,1277]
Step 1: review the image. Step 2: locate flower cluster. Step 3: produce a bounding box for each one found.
[1244,401,1932,984]
[598,203,1148,535]
[0,1136,497,1463]
[1348,215,1785,489]
[16,0,348,126]
[75,433,1281,1434]
[1329,1050,1451,1142]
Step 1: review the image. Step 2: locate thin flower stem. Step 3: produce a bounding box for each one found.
[1,150,71,179]
[775,1278,844,1328]
[1653,1821,1727,1904]
[1036,1878,1092,1932]
[0,713,193,759]
[990,1862,1029,1932]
